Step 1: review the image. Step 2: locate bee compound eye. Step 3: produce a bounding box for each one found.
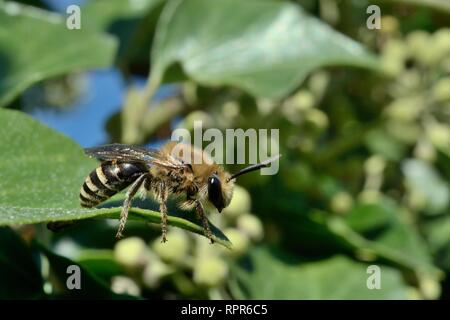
[208,175,224,212]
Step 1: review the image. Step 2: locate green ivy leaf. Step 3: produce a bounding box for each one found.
[230,246,409,299]
[150,0,378,100]
[76,249,124,283]
[0,109,232,249]
[338,200,439,277]
[252,177,441,286]
[334,199,442,298]
[0,2,117,107]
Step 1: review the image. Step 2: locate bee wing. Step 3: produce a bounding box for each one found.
[84,143,185,169]
[84,144,158,162]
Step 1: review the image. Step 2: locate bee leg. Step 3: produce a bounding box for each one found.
[158,182,169,243]
[115,174,147,239]
[160,201,168,243]
[195,200,214,244]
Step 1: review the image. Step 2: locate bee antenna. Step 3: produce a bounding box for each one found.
[227,154,281,182]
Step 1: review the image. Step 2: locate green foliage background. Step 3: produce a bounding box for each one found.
[0,0,449,299]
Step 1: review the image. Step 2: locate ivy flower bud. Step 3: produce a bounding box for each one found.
[193,257,228,287]
[364,155,386,176]
[237,214,264,241]
[152,229,190,265]
[305,108,329,131]
[330,191,354,214]
[381,40,408,76]
[407,31,439,65]
[432,77,450,103]
[292,89,315,111]
[426,122,450,150]
[114,237,149,269]
[111,276,141,296]
[224,228,250,257]
[142,256,173,288]
[432,28,450,61]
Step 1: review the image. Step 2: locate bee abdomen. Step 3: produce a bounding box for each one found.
[80,162,147,208]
